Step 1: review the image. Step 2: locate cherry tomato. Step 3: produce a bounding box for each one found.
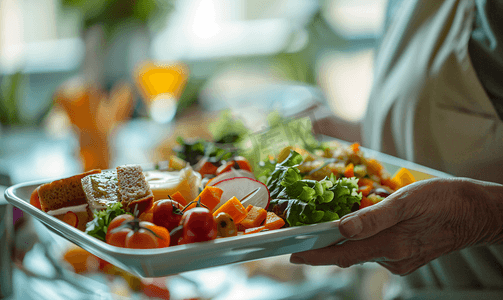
[152,199,184,231]
[106,214,134,243]
[179,207,217,244]
[126,228,159,249]
[143,222,171,248]
[106,215,173,249]
[106,227,131,248]
[216,156,252,175]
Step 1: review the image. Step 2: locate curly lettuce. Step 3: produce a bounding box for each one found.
[267,151,362,227]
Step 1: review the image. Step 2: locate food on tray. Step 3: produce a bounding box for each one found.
[117,164,154,216]
[37,169,100,212]
[36,169,101,230]
[152,199,184,231]
[86,202,130,241]
[106,216,171,249]
[81,170,120,211]
[144,166,201,205]
[209,177,270,210]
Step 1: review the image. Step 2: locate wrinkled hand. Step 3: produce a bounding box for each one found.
[290,178,503,275]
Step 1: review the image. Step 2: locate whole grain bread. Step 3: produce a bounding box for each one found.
[38,169,101,212]
[81,170,120,211]
[116,164,154,215]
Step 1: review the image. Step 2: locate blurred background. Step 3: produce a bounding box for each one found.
[0,0,395,299]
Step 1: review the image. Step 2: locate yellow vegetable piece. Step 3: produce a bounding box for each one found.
[392,168,416,188]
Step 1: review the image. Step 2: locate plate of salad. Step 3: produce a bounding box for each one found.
[4,113,452,277]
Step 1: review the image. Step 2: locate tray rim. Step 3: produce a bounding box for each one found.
[3,148,453,276]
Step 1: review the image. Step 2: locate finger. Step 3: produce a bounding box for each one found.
[338,190,408,240]
[291,226,419,267]
[378,256,429,276]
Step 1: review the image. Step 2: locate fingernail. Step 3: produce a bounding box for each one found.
[290,255,305,264]
[340,216,362,237]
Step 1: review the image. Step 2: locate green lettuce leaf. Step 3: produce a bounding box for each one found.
[267,151,362,227]
[85,202,132,241]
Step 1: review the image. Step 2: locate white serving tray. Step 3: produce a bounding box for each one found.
[4,151,452,278]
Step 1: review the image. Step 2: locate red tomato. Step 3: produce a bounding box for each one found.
[106,214,134,244]
[143,222,171,248]
[106,227,131,248]
[152,199,184,231]
[126,228,159,249]
[216,156,252,175]
[179,207,217,244]
[106,216,172,249]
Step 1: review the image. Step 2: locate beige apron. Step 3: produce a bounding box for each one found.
[362,0,503,298]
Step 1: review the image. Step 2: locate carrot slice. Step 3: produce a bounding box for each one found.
[238,205,267,230]
[366,159,383,176]
[358,185,372,197]
[212,196,247,224]
[62,211,79,228]
[357,178,374,188]
[263,212,285,230]
[198,160,219,177]
[170,191,188,206]
[186,186,223,212]
[381,178,399,191]
[344,163,355,178]
[350,143,360,153]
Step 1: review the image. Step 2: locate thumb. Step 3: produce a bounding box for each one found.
[338,197,404,240]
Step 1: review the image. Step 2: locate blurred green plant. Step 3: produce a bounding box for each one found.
[61,0,175,35]
[0,72,25,126]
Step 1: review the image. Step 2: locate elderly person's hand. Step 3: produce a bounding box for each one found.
[290,178,503,275]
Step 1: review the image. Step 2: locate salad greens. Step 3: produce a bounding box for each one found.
[85,202,132,241]
[175,137,235,166]
[267,150,362,227]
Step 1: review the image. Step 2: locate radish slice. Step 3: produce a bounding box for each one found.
[211,177,270,210]
[207,168,254,185]
[62,211,79,228]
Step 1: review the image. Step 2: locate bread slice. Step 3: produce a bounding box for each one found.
[38,169,101,212]
[81,170,120,211]
[116,164,154,215]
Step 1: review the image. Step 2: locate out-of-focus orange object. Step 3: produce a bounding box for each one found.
[62,245,100,274]
[53,77,134,171]
[134,61,189,124]
[134,61,188,100]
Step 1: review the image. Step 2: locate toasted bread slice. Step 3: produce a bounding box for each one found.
[117,164,154,215]
[81,170,120,211]
[38,169,101,212]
